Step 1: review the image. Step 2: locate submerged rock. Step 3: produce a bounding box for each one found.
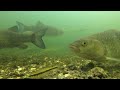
[67,64,78,70]
[80,62,95,71]
[87,67,108,79]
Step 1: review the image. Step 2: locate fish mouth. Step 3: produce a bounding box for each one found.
[69,44,80,52]
[69,45,77,49]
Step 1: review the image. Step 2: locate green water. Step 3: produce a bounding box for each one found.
[0,11,120,57]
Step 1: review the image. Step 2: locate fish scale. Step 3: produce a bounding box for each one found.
[90,30,120,58]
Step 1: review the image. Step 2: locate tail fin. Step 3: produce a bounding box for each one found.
[31,29,47,49]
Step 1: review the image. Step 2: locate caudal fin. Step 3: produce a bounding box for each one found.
[32,36,45,49]
[32,29,47,49]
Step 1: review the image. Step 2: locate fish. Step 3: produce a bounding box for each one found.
[69,29,120,62]
[0,25,46,49]
[8,21,63,36]
[44,26,63,36]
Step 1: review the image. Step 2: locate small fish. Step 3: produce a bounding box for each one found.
[70,29,120,62]
[0,24,46,49]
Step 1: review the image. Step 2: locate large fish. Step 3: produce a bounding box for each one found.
[0,26,46,49]
[8,21,63,36]
[69,29,120,62]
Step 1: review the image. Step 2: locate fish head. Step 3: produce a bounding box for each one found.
[70,38,106,60]
[45,26,64,36]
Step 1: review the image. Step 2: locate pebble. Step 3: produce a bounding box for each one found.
[16,77,21,79]
[63,65,66,67]
[44,57,48,60]
[31,64,37,67]
[58,73,64,79]
[8,78,14,79]
[56,61,60,63]
[64,74,70,77]
[0,76,3,79]
[1,70,4,73]
[53,78,57,79]
[30,68,36,71]
[18,68,23,71]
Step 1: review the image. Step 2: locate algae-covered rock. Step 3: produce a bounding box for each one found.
[87,67,108,79]
[67,64,78,70]
[80,62,95,71]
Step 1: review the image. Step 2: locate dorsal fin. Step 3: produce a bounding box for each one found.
[16,21,25,33]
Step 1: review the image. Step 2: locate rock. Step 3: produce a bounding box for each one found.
[64,74,71,78]
[16,77,21,79]
[81,62,95,71]
[0,76,3,79]
[17,66,25,71]
[87,67,108,79]
[58,73,64,79]
[56,61,60,63]
[31,64,37,67]
[44,57,48,60]
[53,78,57,79]
[67,64,77,70]
[1,70,4,73]
[8,78,14,79]
[30,68,36,71]
[63,65,66,67]
[18,68,23,71]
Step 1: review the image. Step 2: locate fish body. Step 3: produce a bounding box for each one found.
[44,26,63,36]
[70,29,120,61]
[0,28,46,49]
[7,21,47,49]
[8,21,63,36]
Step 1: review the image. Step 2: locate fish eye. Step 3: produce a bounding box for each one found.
[83,42,86,44]
[81,41,87,46]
